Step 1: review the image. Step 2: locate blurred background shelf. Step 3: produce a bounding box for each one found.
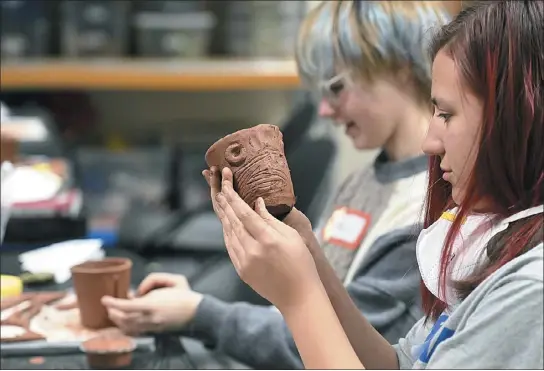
[0,0,370,268]
[0,59,301,91]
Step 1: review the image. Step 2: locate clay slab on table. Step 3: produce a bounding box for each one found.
[1,291,67,343]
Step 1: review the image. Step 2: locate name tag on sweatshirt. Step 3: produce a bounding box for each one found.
[322,207,371,250]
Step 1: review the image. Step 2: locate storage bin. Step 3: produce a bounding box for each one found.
[225,1,306,58]
[61,0,129,58]
[0,0,50,59]
[134,0,206,13]
[134,11,215,58]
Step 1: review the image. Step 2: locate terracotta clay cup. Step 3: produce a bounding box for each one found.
[80,334,136,369]
[205,124,296,219]
[71,258,132,330]
[0,134,19,164]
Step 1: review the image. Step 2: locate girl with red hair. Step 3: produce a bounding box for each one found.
[207,1,543,368]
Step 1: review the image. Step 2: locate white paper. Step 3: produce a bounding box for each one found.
[19,239,105,284]
[1,161,15,243]
[0,101,10,120]
[1,325,26,339]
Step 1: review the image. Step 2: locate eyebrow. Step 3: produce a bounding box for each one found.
[431,97,454,110]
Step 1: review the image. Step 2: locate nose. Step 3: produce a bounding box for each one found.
[317,99,335,118]
[421,124,444,156]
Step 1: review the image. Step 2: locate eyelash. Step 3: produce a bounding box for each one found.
[433,107,452,123]
[438,113,452,123]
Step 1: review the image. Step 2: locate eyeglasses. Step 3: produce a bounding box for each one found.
[316,72,352,105]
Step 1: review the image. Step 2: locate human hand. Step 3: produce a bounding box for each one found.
[54,290,136,311]
[283,207,319,252]
[203,165,237,253]
[101,273,203,336]
[283,207,312,234]
[212,167,322,312]
[202,165,223,216]
[203,166,315,251]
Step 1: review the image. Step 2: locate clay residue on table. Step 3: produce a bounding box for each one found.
[29,303,121,342]
[1,292,121,343]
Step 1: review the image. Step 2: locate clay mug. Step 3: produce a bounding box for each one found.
[0,133,18,164]
[71,258,132,329]
[80,334,136,369]
[205,124,296,219]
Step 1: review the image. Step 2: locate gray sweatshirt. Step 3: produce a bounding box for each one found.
[395,242,544,369]
[186,152,428,369]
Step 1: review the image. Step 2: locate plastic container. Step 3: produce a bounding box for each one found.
[61,0,129,57]
[71,258,132,329]
[80,334,136,369]
[134,11,215,58]
[0,0,50,59]
[225,1,306,58]
[134,0,205,13]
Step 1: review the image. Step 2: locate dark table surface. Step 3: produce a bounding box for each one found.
[0,247,248,370]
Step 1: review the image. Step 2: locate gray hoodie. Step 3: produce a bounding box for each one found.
[395,242,543,369]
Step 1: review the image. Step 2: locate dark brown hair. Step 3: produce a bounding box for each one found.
[422,1,544,320]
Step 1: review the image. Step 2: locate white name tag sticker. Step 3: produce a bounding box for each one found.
[322,207,371,250]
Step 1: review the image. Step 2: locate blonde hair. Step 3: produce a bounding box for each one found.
[296,1,455,102]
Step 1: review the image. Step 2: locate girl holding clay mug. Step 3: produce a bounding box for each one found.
[205,1,544,369]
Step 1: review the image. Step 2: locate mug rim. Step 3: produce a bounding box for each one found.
[71,258,132,275]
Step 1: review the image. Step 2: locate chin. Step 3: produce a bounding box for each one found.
[351,138,374,151]
[451,187,463,207]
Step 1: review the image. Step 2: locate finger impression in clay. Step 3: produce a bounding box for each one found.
[205,124,296,219]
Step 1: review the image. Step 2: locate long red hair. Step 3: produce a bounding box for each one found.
[422,1,544,320]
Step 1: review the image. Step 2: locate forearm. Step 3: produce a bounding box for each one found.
[187,296,303,369]
[281,283,364,370]
[301,229,399,369]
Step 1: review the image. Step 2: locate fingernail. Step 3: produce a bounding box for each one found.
[215,193,225,205]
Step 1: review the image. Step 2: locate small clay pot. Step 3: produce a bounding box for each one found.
[80,334,136,369]
[0,134,19,164]
[205,124,296,219]
[71,258,132,330]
